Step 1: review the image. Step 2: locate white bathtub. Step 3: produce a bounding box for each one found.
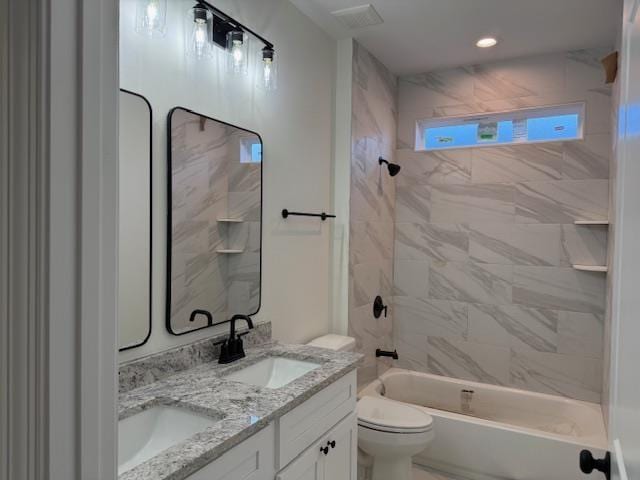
[359,368,607,480]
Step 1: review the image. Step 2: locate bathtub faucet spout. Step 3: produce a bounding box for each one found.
[376,348,399,360]
[461,389,474,414]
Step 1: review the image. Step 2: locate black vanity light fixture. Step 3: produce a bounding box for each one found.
[378,156,401,177]
[182,1,278,89]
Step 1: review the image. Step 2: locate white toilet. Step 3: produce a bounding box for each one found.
[307,335,434,480]
[358,396,434,480]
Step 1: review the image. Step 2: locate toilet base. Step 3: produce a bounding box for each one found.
[372,455,413,480]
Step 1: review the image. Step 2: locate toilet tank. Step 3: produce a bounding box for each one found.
[307,334,356,352]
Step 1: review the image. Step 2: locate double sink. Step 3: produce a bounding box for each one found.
[118,356,320,475]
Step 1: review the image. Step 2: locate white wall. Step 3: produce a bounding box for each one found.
[119,0,337,361]
[330,38,353,336]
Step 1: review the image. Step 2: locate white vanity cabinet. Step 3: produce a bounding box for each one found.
[275,413,357,480]
[187,423,275,480]
[185,370,357,480]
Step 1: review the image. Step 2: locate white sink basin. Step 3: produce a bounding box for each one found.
[118,406,221,474]
[224,357,320,389]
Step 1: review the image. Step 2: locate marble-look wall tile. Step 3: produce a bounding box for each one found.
[472,144,563,183]
[394,327,429,373]
[427,337,511,385]
[509,350,602,402]
[394,296,468,339]
[396,149,472,187]
[430,183,515,224]
[558,312,604,358]
[393,48,610,401]
[395,223,468,261]
[468,223,561,266]
[399,67,475,110]
[351,258,393,308]
[584,89,613,135]
[349,42,398,385]
[560,224,608,267]
[515,180,608,224]
[430,262,512,305]
[396,186,431,223]
[351,221,394,264]
[472,52,567,100]
[468,304,558,353]
[394,259,429,298]
[566,48,611,93]
[513,266,606,314]
[563,134,611,180]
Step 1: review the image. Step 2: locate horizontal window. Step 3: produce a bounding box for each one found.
[417,103,584,151]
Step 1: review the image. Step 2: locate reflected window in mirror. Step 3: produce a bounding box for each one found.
[167,107,262,335]
[118,90,153,350]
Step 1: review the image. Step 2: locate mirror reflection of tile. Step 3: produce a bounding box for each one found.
[170,108,261,334]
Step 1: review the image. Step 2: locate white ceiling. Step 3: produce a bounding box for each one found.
[289,0,621,75]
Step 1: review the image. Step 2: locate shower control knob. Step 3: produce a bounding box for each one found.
[320,446,329,455]
[327,440,336,449]
[580,450,610,480]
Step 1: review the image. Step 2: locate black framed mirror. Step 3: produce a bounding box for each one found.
[118,89,153,350]
[166,107,262,335]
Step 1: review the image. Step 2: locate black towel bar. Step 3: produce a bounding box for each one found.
[281,209,336,221]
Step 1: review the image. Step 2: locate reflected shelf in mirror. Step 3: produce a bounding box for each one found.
[217,218,245,223]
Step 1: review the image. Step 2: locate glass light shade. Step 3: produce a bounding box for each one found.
[135,0,167,37]
[259,47,278,91]
[185,5,214,60]
[226,31,249,76]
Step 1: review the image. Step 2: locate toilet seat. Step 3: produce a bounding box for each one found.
[357,396,433,434]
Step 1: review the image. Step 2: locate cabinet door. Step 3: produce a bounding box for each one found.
[276,440,324,480]
[322,413,357,480]
[188,423,275,480]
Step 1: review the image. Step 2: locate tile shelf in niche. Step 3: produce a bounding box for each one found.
[573,265,608,273]
[217,218,245,223]
[216,249,245,254]
[574,220,609,225]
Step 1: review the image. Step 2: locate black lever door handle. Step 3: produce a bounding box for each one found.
[580,450,610,480]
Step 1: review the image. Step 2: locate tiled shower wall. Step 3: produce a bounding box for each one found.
[393,48,612,403]
[348,42,398,388]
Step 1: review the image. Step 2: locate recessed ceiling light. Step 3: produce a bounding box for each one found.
[476,37,498,48]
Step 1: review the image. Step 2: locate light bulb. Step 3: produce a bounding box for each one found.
[232,41,244,68]
[259,47,277,91]
[226,31,249,75]
[136,0,166,37]
[193,19,208,57]
[185,5,213,60]
[145,1,159,28]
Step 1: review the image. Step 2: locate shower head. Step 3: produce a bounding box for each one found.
[379,157,401,177]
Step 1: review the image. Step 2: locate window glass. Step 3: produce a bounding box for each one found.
[419,104,583,151]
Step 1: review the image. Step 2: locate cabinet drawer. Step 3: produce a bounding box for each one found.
[188,423,275,480]
[277,370,356,469]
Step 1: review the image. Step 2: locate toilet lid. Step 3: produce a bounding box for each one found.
[357,396,433,433]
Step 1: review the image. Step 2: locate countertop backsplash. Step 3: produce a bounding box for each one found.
[118,321,272,393]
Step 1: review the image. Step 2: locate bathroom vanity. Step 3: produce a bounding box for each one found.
[118,341,361,480]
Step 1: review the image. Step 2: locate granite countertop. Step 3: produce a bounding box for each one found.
[118,342,363,480]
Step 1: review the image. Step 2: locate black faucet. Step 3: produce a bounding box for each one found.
[218,314,254,364]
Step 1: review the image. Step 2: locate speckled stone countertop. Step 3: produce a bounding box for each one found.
[119,342,363,480]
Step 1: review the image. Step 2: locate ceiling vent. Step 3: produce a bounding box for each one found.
[330,4,383,29]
